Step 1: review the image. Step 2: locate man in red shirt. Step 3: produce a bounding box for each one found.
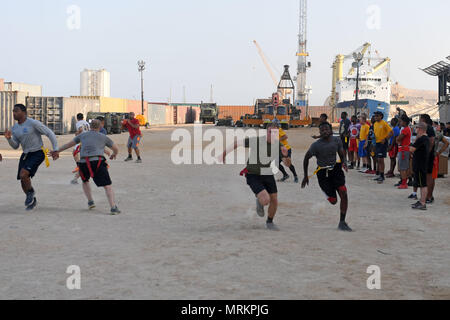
[122,112,143,163]
[395,115,412,189]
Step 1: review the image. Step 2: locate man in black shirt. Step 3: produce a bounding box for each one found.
[410,122,430,210]
[339,112,351,159]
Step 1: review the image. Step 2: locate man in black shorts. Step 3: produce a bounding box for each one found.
[220,123,288,230]
[409,122,430,210]
[338,112,351,159]
[52,120,121,215]
[302,122,352,231]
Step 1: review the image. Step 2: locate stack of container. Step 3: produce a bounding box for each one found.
[0,91,27,133]
[217,105,254,121]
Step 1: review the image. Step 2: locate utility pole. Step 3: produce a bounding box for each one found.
[210,84,214,103]
[138,60,146,115]
[352,52,363,117]
[296,0,310,108]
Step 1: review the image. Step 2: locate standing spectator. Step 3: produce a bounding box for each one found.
[358,114,370,173]
[395,115,412,189]
[373,111,393,183]
[348,115,361,169]
[386,118,400,178]
[445,122,450,137]
[409,122,430,210]
[338,112,351,159]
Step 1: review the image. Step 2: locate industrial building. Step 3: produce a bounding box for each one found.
[80,69,111,97]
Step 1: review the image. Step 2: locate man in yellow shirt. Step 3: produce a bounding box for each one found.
[274,120,299,183]
[373,111,393,183]
[358,114,371,173]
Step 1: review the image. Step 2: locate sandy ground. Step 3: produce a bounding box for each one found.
[0,125,449,300]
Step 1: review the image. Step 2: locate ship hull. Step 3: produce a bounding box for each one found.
[336,99,390,120]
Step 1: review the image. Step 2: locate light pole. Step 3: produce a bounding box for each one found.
[352,52,363,117]
[138,60,146,116]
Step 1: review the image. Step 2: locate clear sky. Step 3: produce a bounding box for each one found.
[0,0,448,105]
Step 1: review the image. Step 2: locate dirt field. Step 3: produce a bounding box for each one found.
[0,125,449,300]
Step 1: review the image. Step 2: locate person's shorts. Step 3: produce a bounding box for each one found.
[280,148,292,161]
[78,158,112,187]
[376,142,388,158]
[413,168,427,188]
[17,150,45,180]
[128,135,142,150]
[389,144,398,159]
[317,163,346,199]
[341,136,349,150]
[358,140,367,157]
[349,139,358,152]
[427,152,435,174]
[397,151,410,171]
[246,174,277,195]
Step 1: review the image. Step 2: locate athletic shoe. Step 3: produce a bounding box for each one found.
[373,176,381,181]
[385,173,395,178]
[338,221,353,232]
[135,159,142,163]
[88,200,96,210]
[426,197,434,204]
[356,165,360,170]
[111,206,121,215]
[256,198,265,217]
[376,177,385,184]
[25,190,35,206]
[266,222,280,231]
[394,181,402,187]
[408,193,418,200]
[294,176,299,183]
[360,168,369,173]
[366,170,376,175]
[348,164,354,170]
[411,201,421,207]
[70,178,79,185]
[124,157,133,162]
[279,175,289,182]
[412,202,427,210]
[26,197,37,211]
[407,179,414,187]
[397,184,408,190]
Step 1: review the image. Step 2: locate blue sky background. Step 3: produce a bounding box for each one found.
[0,0,448,105]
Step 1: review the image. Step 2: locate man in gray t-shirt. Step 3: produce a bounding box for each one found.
[4,104,59,210]
[52,120,121,215]
[301,122,352,232]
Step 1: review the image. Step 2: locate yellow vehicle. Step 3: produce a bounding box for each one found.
[135,114,150,128]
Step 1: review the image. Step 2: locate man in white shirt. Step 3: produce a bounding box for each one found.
[71,113,91,184]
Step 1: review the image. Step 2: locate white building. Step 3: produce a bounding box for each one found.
[80,69,110,97]
[3,82,42,96]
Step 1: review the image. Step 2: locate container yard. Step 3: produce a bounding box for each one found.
[0,0,449,306]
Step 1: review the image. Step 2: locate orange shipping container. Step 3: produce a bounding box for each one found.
[218,105,254,122]
[126,99,147,115]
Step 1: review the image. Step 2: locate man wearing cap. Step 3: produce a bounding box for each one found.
[373,111,393,183]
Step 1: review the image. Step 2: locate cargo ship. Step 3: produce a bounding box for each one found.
[331,43,391,119]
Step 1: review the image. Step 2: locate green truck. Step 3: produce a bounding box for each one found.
[86,112,126,134]
[200,103,218,124]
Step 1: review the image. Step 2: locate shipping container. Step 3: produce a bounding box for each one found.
[148,104,167,125]
[126,99,147,115]
[164,105,175,125]
[218,105,254,121]
[298,106,335,119]
[99,97,127,113]
[25,97,100,134]
[0,91,27,133]
[4,82,42,96]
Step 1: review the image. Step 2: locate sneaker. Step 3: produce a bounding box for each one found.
[373,176,381,181]
[375,176,385,184]
[294,176,299,183]
[385,172,395,178]
[360,168,369,173]
[407,179,414,187]
[412,202,427,210]
[111,206,121,215]
[124,157,133,162]
[426,197,434,204]
[266,222,280,231]
[394,181,402,187]
[279,175,289,182]
[25,190,35,207]
[366,170,376,175]
[88,200,96,210]
[338,221,353,232]
[135,159,142,163]
[256,198,265,217]
[411,201,421,207]
[70,178,79,185]
[26,197,37,211]
[397,184,408,190]
[408,193,418,200]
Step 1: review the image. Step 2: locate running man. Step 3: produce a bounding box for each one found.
[4,104,59,211]
[410,122,430,210]
[71,113,91,184]
[386,117,400,178]
[373,111,393,183]
[301,122,352,231]
[274,120,299,183]
[358,114,370,173]
[51,120,121,214]
[220,123,288,230]
[395,115,412,189]
[122,112,142,163]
